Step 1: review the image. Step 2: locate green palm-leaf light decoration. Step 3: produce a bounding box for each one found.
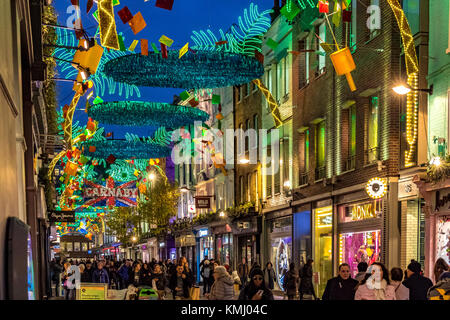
[87,101,209,127]
[190,3,272,56]
[53,28,141,99]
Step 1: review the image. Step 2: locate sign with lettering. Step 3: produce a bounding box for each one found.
[48,210,76,223]
[198,228,209,237]
[83,177,138,208]
[339,200,382,223]
[195,197,211,209]
[76,283,107,300]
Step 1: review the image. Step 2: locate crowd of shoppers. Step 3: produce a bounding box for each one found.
[49,256,449,301]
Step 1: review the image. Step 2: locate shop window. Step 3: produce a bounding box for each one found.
[366,0,381,41]
[343,104,356,171]
[300,129,310,185]
[367,96,379,163]
[315,120,326,180]
[298,38,308,89]
[315,22,326,76]
[436,215,450,266]
[82,242,88,251]
[268,216,293,291]
[314,206,333,297]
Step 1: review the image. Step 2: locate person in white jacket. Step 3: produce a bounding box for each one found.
[207,266,235,300]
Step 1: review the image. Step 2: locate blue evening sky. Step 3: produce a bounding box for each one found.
[53,0,274,138]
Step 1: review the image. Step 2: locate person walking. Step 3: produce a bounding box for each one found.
[62,262,76,300]
[390,267,409,300]
[263,262,276,291]
[402,260,433,300]
[283,262,298,300]
[354,263,396,300]
[84,261,94,283]
[427,269,450,300]
[354,262,368,283]
[51,259,63,297]
[200,259,213,295]
[141,263,152,286]
[151,264,168,300]
[322,263,359,300]
[433,258,449,284]
[299,259,317,300]
[79,263,90,283]
[92,261,110,285]
[237,258,249,289]
[207,266,235,300]
[130,263,143,287]
[238,268,274,301]
[118,260,131,289]
[169,264,192,300]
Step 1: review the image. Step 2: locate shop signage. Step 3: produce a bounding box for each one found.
[198,228,209,237]
[195,197,211,209]
[351,203,378,221]
[48,210,76,223]
[83,178,138,207]
[435,190,450,212]
[398,178,418,199]
[238,222,251,229]
[366,178,387,199]
[77,283,107,300]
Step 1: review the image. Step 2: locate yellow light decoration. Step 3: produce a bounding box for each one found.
[48,150,67,180]
[64,92,82,150]
[72,39,104,75]
[252,79,282,128]
[98,0,120,50]
[386,0,419,167]
[365,177,388,199]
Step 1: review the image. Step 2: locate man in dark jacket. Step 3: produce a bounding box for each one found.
[51,259,63,297]
[402,260,433,300]
[118,260,131,289]
[92,261,110,285]
[169,264,192,299]
[237,258,249,289]
[84,261,94,283]
[322,263,358,300]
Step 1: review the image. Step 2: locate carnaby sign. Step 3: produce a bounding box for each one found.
[83,177,138,207]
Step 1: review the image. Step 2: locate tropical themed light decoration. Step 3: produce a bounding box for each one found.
[53,28,141,99]
[189,3,272,56]
[87,101,209,127]
[252,79,282,127]
[83,138,172,160]
[98,0,120,50]
[102,50,264,89]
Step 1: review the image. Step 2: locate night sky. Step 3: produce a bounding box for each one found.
[53,0,274,138]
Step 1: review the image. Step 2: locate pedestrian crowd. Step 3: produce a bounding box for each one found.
[49,255,449,301]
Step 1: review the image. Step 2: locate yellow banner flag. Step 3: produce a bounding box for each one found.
[159,35,174,47]
[128,40,139,52]
[179,42,189,58]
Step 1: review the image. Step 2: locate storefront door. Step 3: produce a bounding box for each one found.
[239,236,254,267]
[313,206,333,297]
[268,216,292,291]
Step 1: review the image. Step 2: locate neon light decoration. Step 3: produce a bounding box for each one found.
[87,101,209,127]
[252,79,282,127]
[98,0,120,50]
[83,140,172,159]
[103,51,264,89]
[83,177,138,208]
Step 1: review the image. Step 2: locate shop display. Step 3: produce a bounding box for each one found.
[436,215,450,265]
[272,237,292,291]
[314,206,333,296]
[339,230,382,278]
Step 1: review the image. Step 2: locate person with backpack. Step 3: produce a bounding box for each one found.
[200,260,213,295]
[299,259,318,300]
[402,260,433,300]
[427,269,450,300]
[283,262,298,300]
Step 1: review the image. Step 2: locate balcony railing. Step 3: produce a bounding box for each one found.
[315,166,326,181]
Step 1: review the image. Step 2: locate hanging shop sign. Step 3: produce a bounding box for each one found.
[366,178,388,199]
[195,197,211,209]
[238,222,251,229]
[398,177,419,199]
[48,210,76,223]
[83,177,138,207]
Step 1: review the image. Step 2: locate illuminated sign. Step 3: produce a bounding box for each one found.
[188,204,196,214]
[351,203,377,221]
[366,178,387,199]
[198,228,209,237]
[195,197,211,209]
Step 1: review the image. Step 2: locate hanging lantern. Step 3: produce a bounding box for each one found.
[329,47,357,92]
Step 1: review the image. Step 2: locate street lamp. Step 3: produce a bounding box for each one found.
[393,83,433,95]
[131,236,137,242]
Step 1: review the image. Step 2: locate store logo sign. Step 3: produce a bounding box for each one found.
[351,203,377,221]
[366,178,387,199]
[198,228,208,237]
[188,204,196,214]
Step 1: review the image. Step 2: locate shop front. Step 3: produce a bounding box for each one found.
[212,223,233,266]
[337,199,384,279]
[194,227,214,284]
[312,201,333,297]
[139,244,149,263]
[414,178,450,280]
[158,235,176,262]
[293,204,312,268]
[175,233,197,271]
[232,216,261,269]
[267,215,292,291]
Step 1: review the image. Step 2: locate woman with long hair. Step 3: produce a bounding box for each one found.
[433,258,449,283]
[299,259,317,300]
[263,262,276,290]
[355,262,396,300]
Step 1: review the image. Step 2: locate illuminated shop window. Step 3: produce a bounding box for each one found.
[313,206,333,297]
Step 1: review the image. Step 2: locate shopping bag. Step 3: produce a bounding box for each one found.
[234,284,240,296]
[190,286,200,300]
